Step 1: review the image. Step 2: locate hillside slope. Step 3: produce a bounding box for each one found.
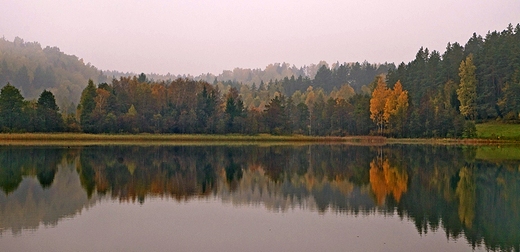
[0,37,107,113]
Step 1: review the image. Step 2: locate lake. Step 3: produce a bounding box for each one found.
[0,144,519,251]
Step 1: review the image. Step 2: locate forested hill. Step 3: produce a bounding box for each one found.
[0,36,392,113]
[0,37,106,113]
[194,61,394,93]
[105,61,394,94]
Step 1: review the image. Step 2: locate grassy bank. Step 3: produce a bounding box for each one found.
[0,130,519,146]
[0,133,355,146]
[476,122,520,141]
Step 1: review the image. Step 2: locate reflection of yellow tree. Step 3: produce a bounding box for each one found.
[369,159,408,205]
[456,166,476,228]
[331,175,354,195]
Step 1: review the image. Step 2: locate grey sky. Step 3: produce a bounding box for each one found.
[2,0,519,76]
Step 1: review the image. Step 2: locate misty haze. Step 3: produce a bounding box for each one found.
[1,1,520,251]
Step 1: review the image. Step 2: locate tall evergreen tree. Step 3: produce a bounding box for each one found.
[0,83,26,131]
[78,79,97,132]
[37,90,64,132]
[497,71,520,120]
[313,65,333,93]
[264,95,285,134]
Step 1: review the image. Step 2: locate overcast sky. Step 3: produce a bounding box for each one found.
[1,0,519,76]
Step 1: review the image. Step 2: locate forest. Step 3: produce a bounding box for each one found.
[0,37,389,114]
[0,24,519,137]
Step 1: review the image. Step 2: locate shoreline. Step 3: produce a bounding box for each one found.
[0,133,518,146]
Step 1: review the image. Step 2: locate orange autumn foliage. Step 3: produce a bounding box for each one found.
[369,158,408,205]
[369,77,389,133]
[370,78,409,135]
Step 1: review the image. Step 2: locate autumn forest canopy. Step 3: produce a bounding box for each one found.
[0,23,519,137]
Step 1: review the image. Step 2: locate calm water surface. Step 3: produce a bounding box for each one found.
[0,144,519,251]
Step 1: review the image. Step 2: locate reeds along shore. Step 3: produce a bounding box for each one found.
[0,133,347,143]
[0,133,518,146]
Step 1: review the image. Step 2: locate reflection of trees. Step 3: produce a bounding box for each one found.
[464,162,520,251]
[455,166,476,228]
[224,152,243,192]
[74,145,377,212]
[0,147,66,194]
[1,145,520,251]
[78,146,223,202]
[0,151,97,235]
[386,146,520,251]
[391,146,468,236]
[369,158,408,205]
[0,152,23,193]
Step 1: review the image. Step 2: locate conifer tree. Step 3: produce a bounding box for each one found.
[0,83,25,130]
[78,79,97,132]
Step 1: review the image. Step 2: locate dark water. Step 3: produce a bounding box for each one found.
[0,144,519,251]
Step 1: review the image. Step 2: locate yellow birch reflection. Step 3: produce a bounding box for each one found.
[369,158,408,205]
[456,166,476,228]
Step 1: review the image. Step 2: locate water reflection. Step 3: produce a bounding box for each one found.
[0,147,97,234]
[0,144,519,251]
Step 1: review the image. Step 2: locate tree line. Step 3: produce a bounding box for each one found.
[386,23,520,137]
[0,36,390,116]
[0,24,518,136]
[74,77,373,135]
[0,83,65,132]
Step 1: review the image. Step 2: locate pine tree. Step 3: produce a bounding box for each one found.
[78,79,97,132]
[0,83,26,131]
[497,71,520,120]
[37,90,64,132]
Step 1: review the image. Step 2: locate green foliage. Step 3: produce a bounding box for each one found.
[349,94,373,135]
[0,84,66,132]
[385,23,520,137]
[78,79,97,133]
[294,102,310,134]
[137,73,147,83]
[0,83,26,131]
[36,90,65,132]
[497,71,520,120]
[462,121,477,139]
[224,87,245,133]
[127,104,137,116]
[38,90,60,111]
[264,95,286,134]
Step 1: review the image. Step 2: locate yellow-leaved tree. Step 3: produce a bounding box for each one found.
[457,55,477,120]
[387,81,409,136]
[370,76,390,134]
[370,77,409,135]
